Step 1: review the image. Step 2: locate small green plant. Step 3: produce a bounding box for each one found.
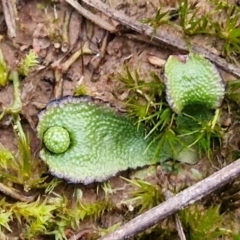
[0,49,9,87]
[143,6,173,29]
[176,109,223,158]
[99,181,114,199]
[46,196,113,239]
[0,116,47,191]
[178,0,209,35]
[143,0,240,57]
[122,177,164,213]
[73,83,88,96]
[115,66,172,132]
[77,200,112,221]
[0,191,114,239]
[0,71,46,192]
[0,145,14,169]
[18,50,39,76]
[12,198,57,239]
[0,209,12,232]
[0,47,46,193]
[179,204,231,239]
[178,0,240,57]
[225,80,240,105]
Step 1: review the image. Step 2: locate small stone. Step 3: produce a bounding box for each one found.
[148,55,166,67]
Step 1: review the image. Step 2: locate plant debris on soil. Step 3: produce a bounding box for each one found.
[1,0,240,239]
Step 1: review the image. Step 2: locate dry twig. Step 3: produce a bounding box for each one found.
[62,9,72,53]
[0,182,35,202]
[89,31,109,81]
[54,69,63,99]
[164,190,186,240]
[65,0,117,33]
[100,158,240,240]
[1,0,17,38]
[80,0,240,78]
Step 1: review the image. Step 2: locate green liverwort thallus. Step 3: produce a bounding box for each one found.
[37,53,225,183]
[164,53,225,114]
[37,96,171,184]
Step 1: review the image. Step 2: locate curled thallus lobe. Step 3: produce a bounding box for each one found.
[164,53,225,114]
[37,96,171,184]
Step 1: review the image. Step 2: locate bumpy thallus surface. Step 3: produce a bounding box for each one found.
[37,96,170,184]
[164,53,225,114]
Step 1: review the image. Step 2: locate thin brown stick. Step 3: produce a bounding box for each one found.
[100,158,240,240]
[89,31,109,81]
[68,228,93,240]
[164,190,186,240]
[1,0,17,38]
[175,213,186,240]
[80,0,240,78]
[54,69,63,99]
[65,0,117,33]
[0,182,35,202]
[62,9,71,53]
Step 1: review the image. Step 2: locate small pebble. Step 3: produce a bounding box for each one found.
[148,55,166,67]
